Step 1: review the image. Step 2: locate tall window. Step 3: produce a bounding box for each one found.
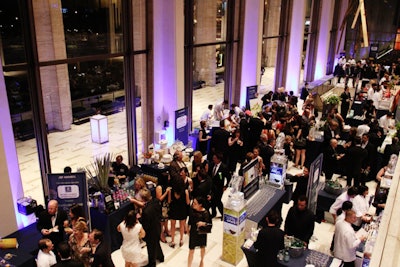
[260,0,283,92]
[1,0,147,204]
[186,0,241,129]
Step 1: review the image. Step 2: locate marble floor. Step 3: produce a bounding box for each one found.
[13,69,377,266]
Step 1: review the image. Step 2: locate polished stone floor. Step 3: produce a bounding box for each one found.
[14,70,377,266]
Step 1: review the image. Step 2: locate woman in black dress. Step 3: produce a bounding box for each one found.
[168,179,190,248]
[187,196,212,267]
[340,86,351,119]
[197,120,210,155]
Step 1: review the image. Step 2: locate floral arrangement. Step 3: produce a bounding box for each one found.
[143,151,153,159]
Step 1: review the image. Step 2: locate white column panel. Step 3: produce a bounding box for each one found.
[285,0,306,95]
[0,62,28,235]
[239,0,264,107]
[153,0,185,145]
[314,0,334,80]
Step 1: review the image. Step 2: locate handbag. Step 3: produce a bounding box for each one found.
[294,137,306,147]
[197,223,212,234]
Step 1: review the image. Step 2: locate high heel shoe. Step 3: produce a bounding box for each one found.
[168,242,175,248]
[179,241,184,247]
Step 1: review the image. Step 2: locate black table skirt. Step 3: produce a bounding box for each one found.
[90,201,134,252]
[0,223,42,267]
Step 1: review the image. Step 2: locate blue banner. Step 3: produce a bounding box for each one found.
[246,85,258,109]
[175,107,189,144]
[47,172,89,219]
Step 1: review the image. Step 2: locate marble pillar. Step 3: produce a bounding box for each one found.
[194,0,217,86]
[32,0,72,131]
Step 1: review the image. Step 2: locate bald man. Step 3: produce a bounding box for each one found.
[37,200,68,253]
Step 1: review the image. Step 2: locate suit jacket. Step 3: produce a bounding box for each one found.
[37,208,68,246]
[51,259,84,267]
[323,145,339,171]
[208,162,230,193]
[141,198,162,241]
[345,145,368,174]
[91,241,115,267]
[210,127,230,155]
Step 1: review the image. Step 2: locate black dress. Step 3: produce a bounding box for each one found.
[197,128,208,155]
[188,208,212,249]
[168,190,188,220]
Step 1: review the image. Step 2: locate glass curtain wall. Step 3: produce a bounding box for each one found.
[186,0,240,129]
[260,0,282,92]
[1,0,147,204]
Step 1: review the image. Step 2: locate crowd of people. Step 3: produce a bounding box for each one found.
[36,55,400,266]
[36,200,115,267]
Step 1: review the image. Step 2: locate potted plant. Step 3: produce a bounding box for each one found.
[324,94,341,105]
[322,94,340,118]
[86,152,114,193]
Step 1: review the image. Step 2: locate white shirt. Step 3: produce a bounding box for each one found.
[334,220,361,262]
[357,124,370,137]
[36,250,57,267]
[372,91,381,109]
[336,212,346,224]
[200,109,212,121]
[352,195,370,226]
[213,102,225,121]
[379,115,395,134]
[367,87,374,100]
[329,191,352,215]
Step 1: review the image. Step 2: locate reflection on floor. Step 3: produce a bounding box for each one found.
[14,71,376,266]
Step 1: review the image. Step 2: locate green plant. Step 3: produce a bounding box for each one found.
[86,153,113,192]
[324,94,340,105]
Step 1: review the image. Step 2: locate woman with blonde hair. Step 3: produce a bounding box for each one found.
[191,151,209,191]
[129,177,146,210]
[68,221,91,267]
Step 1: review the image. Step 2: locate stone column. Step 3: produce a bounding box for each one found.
[194,0,217,86]
[153,0,184,145]
[263,0,282,68]
[239,0,264,107]
[32,0,71,131]
[314,0,334,79]
[285,0,306,94]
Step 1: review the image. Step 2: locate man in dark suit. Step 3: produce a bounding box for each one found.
[208,153,230,219]
[344,136,368,187]
[323,120,340,149]
[209,119,230,163]
[88,229,115,267]
[361,133,378,182]
[323,138,345,181]
[53,241,84,267]
[259,138,275,176]
[192,169,212,209]
[139,188,164,267]
[248,113,264,152]
[37,200,68,255]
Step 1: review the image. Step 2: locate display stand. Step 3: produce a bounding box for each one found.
[90,114,109,143]
[222,194,246,265]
